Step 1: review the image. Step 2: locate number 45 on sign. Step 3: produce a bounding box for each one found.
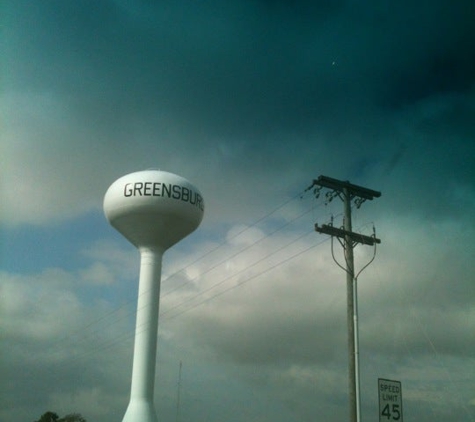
[378,378,403,422]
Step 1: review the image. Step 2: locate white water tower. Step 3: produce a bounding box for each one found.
[104,170,204,422]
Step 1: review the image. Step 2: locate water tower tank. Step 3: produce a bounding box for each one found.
[104,169,204,250]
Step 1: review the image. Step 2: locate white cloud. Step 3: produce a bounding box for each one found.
[1,192,474,422]
[79,262,116,285]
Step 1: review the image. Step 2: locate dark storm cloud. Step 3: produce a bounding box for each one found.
[6,0,474,139]
[4,0,474,206]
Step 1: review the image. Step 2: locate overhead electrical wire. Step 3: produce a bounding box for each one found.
[34,191,329,370]
[46,172,463,414]
[161,232,329,323]
[30,196,297,345]
[50,228,329,378]
[160,229,316,320]
[159,204,320,301]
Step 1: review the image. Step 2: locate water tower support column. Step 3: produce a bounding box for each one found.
[122,247,163,422]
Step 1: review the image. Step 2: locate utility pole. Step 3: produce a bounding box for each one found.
[306,175,381,422]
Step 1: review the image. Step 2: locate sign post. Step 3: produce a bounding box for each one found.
[378,378,403,422]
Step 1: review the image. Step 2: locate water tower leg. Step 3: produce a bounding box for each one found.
[122,248,163,422]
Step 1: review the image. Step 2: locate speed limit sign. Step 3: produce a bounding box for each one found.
[378,379,403,422]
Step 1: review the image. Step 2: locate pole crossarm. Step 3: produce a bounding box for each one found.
[310,175,381,201]
[315,223,381,246]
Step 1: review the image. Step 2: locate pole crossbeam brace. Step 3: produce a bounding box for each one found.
[311,175,381,200]
[315,224,381,246]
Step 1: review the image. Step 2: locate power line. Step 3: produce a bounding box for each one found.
[33,184,384,396]
[29,193,317,364]
[161,229,318,321]
[46,227,320,376]
[39,216,382,393]
[34,194,329,378]
[160,204,318,301]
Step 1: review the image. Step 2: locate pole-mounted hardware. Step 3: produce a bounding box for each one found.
[307,175,381,198]
[315,223,380,246]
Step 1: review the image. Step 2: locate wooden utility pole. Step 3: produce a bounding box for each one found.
[307,175,381,422]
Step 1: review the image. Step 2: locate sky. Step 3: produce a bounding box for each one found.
[1,0,474,421]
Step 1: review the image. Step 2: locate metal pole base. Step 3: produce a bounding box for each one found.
[122,400,158,422]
